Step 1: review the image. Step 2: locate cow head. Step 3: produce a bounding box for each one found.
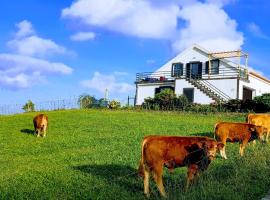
[202,140,224,161]
[250,125,267,142]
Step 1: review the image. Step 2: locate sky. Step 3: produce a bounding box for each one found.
[0,0,270,105]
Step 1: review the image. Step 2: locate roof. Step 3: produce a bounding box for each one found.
[249,71,270,84]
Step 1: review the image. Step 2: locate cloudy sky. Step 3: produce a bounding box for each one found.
[0,0,270,104]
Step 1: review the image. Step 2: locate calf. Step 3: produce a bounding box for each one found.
[33,114,48,137]
[246,113,270,142]
[138,135,223,197]
[214,122,266,159]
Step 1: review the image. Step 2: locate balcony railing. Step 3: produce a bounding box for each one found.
[136,67,248,83]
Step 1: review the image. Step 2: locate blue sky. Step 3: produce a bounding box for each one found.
[0,0,270,105]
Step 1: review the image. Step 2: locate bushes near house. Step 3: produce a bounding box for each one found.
[142,89,270,113]
[142,89,189,111]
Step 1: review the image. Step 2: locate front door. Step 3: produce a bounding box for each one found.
[243,87,253,101]
[186,62,202,79]
[183,88,194,103]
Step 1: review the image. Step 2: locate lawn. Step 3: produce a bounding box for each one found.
[0,109,270,200]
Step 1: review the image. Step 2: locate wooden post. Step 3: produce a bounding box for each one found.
[127,96,130,107]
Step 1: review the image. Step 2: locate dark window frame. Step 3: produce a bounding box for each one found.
[186,61,203,79]
[205,59,220,75]
[171,62,184,77]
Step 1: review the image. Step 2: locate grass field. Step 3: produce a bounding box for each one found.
[1,109,270,200]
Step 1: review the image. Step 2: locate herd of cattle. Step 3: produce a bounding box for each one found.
[138,113,270,198]
[31,112,269,197]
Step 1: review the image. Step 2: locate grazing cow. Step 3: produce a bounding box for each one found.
[33,114,48,137]
[214,122,266,159]
[246,113,270,142]
[138,135,224,197]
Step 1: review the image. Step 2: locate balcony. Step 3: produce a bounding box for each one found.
[136,66,248,83]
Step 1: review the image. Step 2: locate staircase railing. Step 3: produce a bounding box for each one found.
[186,71,231,102]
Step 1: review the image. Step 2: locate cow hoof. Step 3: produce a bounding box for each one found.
[144,193,150,198]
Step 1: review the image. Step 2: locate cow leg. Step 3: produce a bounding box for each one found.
[153,164,166,197]
[220,143,227,159]
[43,125,47,137]
[37,129,41,137]
[266,131,270,142]
[186,164,198,190]
[143,168,150,198]
[239,140,248,156]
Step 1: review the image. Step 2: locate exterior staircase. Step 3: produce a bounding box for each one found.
[186,77,231,103]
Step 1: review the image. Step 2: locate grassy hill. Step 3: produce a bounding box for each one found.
[0,109,270,200]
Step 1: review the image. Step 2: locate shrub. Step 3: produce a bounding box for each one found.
[186,103,218,113]
[142,89,190,111]
[22,100,35,112]
[78,94,97,109]
[109,100,121,109]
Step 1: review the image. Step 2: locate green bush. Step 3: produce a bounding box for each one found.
[186,103,218,113]
[142,89,190,111]
[22,100,35,112]
[108,100,121,109]
[78,94,97,109]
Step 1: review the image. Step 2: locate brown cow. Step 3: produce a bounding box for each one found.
[246,113,270,142]
[214,122,266,159]
[33,114,48,137]
[138,135,224,197]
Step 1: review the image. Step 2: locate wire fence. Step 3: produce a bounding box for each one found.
[0,96,80,115]
[0,96,136,115]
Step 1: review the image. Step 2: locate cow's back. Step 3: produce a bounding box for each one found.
[33,114,48,129]
[248,114,270,128]
[142,136,211,167]
[215,122,252,141]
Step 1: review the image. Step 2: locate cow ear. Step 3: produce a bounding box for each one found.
[185,143,200,153]
[249,127,255,132]
[217,142,224,150]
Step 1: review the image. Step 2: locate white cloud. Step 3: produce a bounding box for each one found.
[0,20,73,90]
[15,20,35,38]
[7,20,69,57]
[173,2,243,52]
[0,53,72,89]
[62,0,243,52]
[70,31,96,41]
[80,72,134,94]
[205,0,237,7]
[62,0,180,39]
[247,22,269,39]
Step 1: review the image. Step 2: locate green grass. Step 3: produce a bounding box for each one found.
[0,109,270,200]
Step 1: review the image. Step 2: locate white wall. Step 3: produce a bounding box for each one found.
[239,74,270,99]
[175,79,213,104]
[207,79,238,99]
[135,83,174,105]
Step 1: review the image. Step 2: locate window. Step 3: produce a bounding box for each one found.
[155,86,174,95]
[186,62,202,79]
[205,59,219,75]
[183,88,194,103]
[171,62,183,77]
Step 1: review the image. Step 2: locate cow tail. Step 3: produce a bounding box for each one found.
[213,123,219,140]
[138,138,147,177]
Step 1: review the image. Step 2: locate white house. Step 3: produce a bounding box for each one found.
[135,44,270,105]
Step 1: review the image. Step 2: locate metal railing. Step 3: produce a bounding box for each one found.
[136,66,248,83]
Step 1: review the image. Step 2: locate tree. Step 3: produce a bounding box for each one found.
[22,100,35,112]
[78,94,97,109]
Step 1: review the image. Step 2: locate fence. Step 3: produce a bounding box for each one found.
[0,97,79,115]
[0,96,136,115]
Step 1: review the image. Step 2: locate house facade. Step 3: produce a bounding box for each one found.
[135,44,270,105]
